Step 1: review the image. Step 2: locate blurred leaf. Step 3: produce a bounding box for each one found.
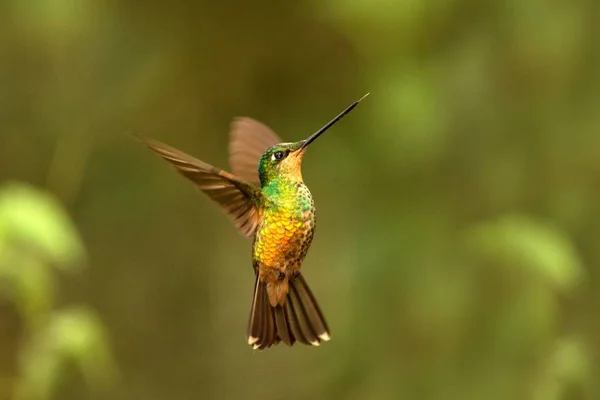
[0,182,86,269]
[12,256,55,327]
[466,215,583,293]
[533,337,590,400]
[0,183,114,400]
[15,337,60,400]
[15,307,117,400]
[49,307,117,386]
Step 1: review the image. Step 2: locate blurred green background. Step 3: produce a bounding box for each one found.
[1,0,599,399]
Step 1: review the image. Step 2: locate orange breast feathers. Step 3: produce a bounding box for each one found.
[253,209,307,268]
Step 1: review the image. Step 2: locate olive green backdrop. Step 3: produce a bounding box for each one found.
[1,0,599,399]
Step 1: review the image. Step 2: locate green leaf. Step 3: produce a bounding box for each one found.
[465,214,583,292]
[48,307,117,388]
[533,337,590,400]
[0,182,86,269]
[13,257,55,327]
[15,307,117,400]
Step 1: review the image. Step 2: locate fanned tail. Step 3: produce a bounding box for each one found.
[246,273,330,350]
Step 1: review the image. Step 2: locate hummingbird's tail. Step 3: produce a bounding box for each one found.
[246,273,330,350]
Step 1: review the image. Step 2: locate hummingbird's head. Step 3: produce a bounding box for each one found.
[257,93,370,187]
[258,141,308,186]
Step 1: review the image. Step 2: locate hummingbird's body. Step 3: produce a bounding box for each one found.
[254,171,316,306]
[139,94,367,350]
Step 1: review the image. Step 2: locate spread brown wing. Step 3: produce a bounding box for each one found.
[138,136,263,238]
[228,117,283,186]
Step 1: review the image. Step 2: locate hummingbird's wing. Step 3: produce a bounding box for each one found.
[138,136,263,238]
[228,117,282,186]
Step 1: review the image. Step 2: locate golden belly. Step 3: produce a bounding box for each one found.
[253,209,314,270]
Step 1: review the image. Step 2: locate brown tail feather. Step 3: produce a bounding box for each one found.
[274,305,294,346]
[246,272,330,350]
[291,273,330,342]
[247,277,278,350]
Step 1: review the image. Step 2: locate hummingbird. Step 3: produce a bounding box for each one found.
[138,94,368,350]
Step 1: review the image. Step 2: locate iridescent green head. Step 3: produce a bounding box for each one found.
[257,93,370,187]
[258,142,306,186]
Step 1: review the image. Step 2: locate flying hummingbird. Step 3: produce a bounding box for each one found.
[138,94,368,350]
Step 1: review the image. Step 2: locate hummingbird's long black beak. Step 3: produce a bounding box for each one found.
[299,93,369,150]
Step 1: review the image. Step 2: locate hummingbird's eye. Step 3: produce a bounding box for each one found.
[272,151,285,161]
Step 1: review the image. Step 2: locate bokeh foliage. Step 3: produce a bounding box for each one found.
[0,183,115,400]
[1,0,599,399]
